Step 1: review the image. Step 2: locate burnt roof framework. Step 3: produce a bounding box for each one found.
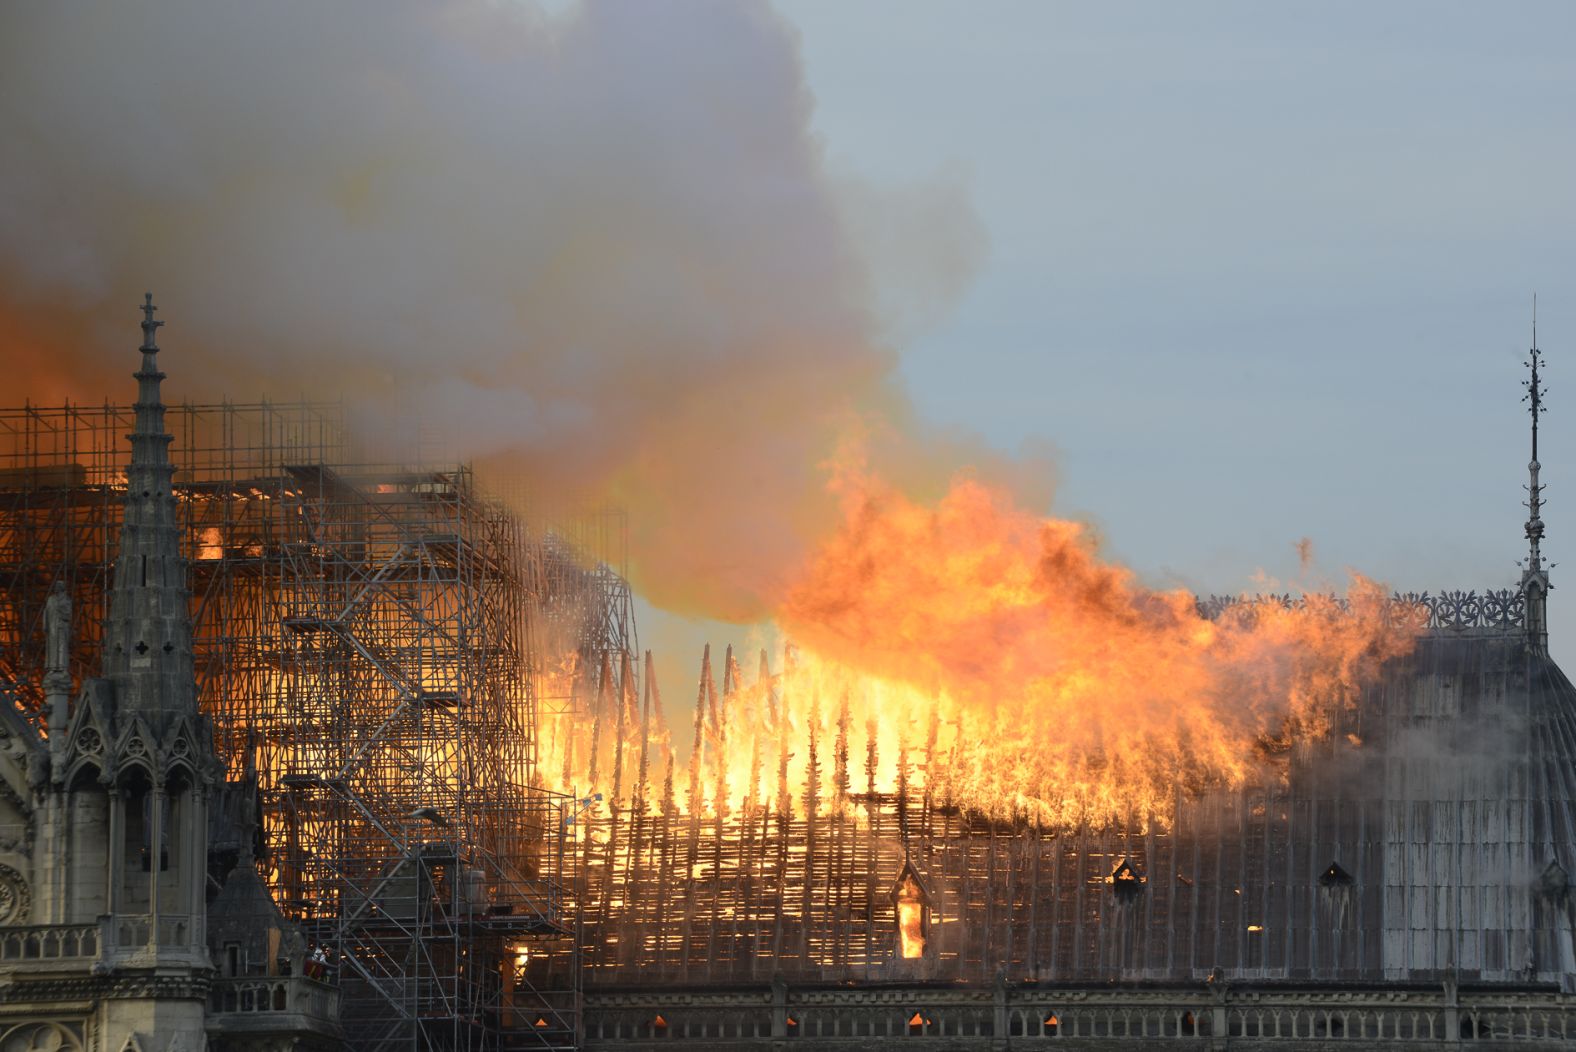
[526,616,1576,995]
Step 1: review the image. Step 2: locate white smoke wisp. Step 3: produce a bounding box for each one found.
[0,0,987,619]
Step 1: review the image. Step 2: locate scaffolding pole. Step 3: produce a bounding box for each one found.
[0,400,633,1052]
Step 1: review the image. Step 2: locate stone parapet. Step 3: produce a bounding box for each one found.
[581,980,1576,1049]
[205,975,343,1042]
[0,924,100,967]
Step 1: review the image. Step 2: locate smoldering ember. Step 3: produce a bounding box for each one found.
[0,293,1570,1052]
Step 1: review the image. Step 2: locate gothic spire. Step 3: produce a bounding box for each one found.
[103,293,198,723]
[1521,295,1551,653]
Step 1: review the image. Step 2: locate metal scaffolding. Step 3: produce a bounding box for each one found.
[0,400,635,1052]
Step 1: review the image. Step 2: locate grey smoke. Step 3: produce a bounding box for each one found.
[0,0,985,620]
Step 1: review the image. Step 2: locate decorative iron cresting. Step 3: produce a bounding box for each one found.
[1195,589,1526,632]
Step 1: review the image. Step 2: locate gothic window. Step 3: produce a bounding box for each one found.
[145,791,169,872]
[126,785,170,872]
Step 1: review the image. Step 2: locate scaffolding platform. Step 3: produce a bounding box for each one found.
[0,399,636,1052]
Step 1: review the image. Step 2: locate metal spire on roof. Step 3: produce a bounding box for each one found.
[1521,294,1551,653]
[1526,297,1545,568]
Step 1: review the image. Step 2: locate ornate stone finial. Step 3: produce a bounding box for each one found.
[1520,295,1551,653]
[132,292,168,431]
[140,292,163,350]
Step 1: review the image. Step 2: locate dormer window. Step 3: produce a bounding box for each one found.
[1538,859,1569,901]
[890,861,930,959]
[1319,861,1354,888]
[1109,858,1146,902]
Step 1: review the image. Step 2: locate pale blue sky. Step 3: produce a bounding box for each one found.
[638,1,1576,668]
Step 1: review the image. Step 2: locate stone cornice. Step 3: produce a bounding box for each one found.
[0,972,211,1003]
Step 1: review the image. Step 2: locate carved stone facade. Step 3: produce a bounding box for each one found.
[0,300,340,1052]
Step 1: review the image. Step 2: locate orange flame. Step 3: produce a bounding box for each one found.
[896,873,925,959]
[540,470,1416,829]
[197,526,223,561]
[774,470,1414,823]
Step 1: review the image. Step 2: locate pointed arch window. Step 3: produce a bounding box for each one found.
[126,782,170,872]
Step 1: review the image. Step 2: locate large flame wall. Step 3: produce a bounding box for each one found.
[534,631,1576,990]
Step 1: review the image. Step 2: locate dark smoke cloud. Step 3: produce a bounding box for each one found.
[0,0,989,619]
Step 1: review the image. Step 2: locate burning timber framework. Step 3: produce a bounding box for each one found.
[543,639,1545,978]
[0,400,637,1052]
[526,610,1576,1048]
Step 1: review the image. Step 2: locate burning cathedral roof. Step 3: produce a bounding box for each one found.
[0,305,1571,1052]
[527,326,1576,997]
[534,613,1576,992]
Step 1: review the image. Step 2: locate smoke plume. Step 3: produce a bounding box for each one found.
[2,3,1414,811]
[0,0,986,619]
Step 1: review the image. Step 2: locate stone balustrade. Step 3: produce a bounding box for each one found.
[0,915,211,971]
[107,912,196,950]
[87,913,203,965]
[208,975,341,1022]
[0,914,206,969]
[0,923,100,963]
[580,981,1576,1047]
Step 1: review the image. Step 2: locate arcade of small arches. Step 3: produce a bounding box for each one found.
[580,987,1576,1047]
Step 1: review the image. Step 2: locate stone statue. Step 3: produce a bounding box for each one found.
[44,580,71,675]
